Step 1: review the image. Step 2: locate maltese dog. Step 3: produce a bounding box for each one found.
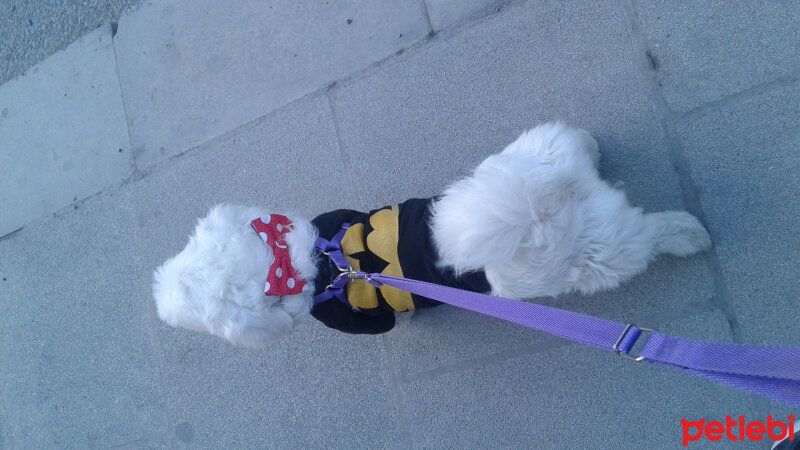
[153,122,711,347]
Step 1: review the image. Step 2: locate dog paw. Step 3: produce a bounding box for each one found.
[649,211,712,257]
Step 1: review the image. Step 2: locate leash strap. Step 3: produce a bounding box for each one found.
[367,273,800,408]
[311,223,800,407]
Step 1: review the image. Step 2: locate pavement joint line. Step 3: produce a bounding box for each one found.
[0,3,142,86]
[110,23,139,175]
[400,302,718,385]
[0,180,177,445]
[620,0,742,344]
[2,0,517,237]
[701,252,741,340]
[51,184,119,225]
[677,71,800,124]
[0,86,330,243]
[381,334,414,448]
[304,0,517,95]
[125,101,271,183]
[633,297,721,337]
[0,360,8,447]
[420,0,434,37]
[116,0,516,175]
[0,226,23,242]
[325,87,361,206]
[126,189,178,449]
[346,68,412,436]
[427,0,515,34]
[400,337,569,385]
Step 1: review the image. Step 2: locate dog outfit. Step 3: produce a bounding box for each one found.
[309,198,491,334]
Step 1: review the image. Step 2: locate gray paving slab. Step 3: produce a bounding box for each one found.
[126,95,405,446]
[0,186,166,448]
[636,1,800,112]
[0,24,132,237]
[113,0,429,169]
[402,312,785,449]
[0,0,142,85]
[330,0,715,376]
[676,81,800,349]
[128,94,350,307]
[153,314,402,448]
[424,0,502,31]
[331,0,682,212]
[129,94,354,267]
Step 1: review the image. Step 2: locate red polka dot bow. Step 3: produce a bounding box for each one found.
[250,214,307,296]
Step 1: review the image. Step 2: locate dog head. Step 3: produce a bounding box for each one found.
[152,204,318,347]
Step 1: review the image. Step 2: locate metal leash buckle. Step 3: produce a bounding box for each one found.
[345,267,378,285]
[324,265,355,290]
[613,324,653,362]
[335,265,365,284]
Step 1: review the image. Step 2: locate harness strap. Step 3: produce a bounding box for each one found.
[313,223,354,308]
[315,223,351,270]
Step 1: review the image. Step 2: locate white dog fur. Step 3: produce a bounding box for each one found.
[153,122,711,347]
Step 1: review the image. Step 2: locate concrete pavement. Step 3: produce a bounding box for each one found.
[1,0,798,447]
[0,0,142,85]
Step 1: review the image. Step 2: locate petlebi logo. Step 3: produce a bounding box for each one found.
[681,415,796,447]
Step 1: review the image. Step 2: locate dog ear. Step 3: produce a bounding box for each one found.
[153,262,300,347]
[152,265,205,332]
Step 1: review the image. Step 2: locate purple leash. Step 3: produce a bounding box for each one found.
[359,272,800,408]
[312,223,800,407]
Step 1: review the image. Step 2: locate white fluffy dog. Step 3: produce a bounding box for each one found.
[153,122,711,347]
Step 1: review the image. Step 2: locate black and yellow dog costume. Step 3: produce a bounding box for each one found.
[311,198,490,334]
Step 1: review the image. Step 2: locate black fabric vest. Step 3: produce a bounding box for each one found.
[310,197,491,334]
